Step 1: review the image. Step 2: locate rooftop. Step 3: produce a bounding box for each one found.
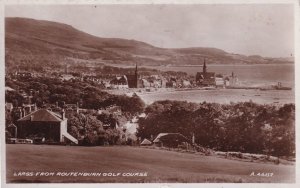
[17,109,64,122]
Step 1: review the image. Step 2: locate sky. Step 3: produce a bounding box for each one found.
[5,4,294,58]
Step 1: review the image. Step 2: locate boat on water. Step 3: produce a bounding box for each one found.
[259,82,292,91]
[273,86,292,90]
[203,87,217,90]
[259,86,292,91]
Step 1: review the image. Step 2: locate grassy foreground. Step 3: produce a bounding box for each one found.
[6,144,295,183]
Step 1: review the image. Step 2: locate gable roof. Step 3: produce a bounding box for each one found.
[5,86,15,91]
[153,133,188,143]
[7,123,17,128]
[153,133,173,143]
[196,72,215,79]
[141,138,152,145]
[17,109,63,122]
[110,75,128,85]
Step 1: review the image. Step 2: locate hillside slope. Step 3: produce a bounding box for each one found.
[5,17,293,66]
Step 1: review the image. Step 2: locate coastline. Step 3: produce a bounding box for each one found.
[105,87,294,105]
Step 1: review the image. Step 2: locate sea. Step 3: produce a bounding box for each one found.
[137,64,295,105]
[144,64,294,88]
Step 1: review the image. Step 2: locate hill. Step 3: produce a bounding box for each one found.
[5,17,293,67]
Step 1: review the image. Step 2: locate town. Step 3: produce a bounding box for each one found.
[5,57,294,157]
[5,59,240,145]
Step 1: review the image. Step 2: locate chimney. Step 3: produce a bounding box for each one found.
[34,103,37,111]
[61,109,65,120]
[203,58,207,74]
[19,109,22,118]
[30,115,33,121]
[22,108,26,118]
[192,133,195,144]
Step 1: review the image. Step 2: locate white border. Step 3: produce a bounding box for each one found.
[0,0,299,188]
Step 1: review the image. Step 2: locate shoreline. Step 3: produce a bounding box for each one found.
[104,88,294,105]
[105,63,294,68]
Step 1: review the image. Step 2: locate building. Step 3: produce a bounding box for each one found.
[126,64,143,88]
[16,72,32,79]
[166,78,177,88]
[110,75,129,89]
[141,79,151,88]
[23,104,37,115]
[140,138,152,146]
[6,123,17,138]
[5,103,14,112]
[5,86,15,92]
[64,103,79,113]
[182,80,192,87]
[153,133,188,147]
[60,74,75,81]
[215,76,225,88]
[196,59,216,86]
[225,72,239,87]
[16,109,78,144]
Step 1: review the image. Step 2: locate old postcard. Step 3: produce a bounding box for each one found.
[1,0,299,187]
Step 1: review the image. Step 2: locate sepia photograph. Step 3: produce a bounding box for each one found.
[1,0,298,186]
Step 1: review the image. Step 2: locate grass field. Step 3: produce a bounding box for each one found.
[6,144,295,183]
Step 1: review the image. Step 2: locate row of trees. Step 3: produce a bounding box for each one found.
[5,77,145,116]
[137,100,295,157]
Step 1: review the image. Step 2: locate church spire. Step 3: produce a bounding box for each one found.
[135,63,138,73]
[135,63,138,88]
[135,63,138,76]
[203,58,207,74]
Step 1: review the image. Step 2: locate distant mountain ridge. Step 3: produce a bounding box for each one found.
[5,17,293,66]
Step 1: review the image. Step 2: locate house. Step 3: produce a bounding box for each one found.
[182,80,192,87]
[110,75,129,89]
[140,138,152,146]
[16,72,32,79]
[6,123,17,138]
[141,79,151,88]
[215,76,225,88]
[13,104,38,120]
[196,59,216,86]
[5,103,14,112]
[84,76,100,83]
[166,78,177,88]
[23,103,37,115]
[16,109,78,144]
[64,103,79,113]
[60,74,75,81]
[225,72,239,87]
[5,86,15,92]
[153,133,189,147]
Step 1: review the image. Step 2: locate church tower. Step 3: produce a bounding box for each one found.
[135,63,138,88]
[203,58,207,74]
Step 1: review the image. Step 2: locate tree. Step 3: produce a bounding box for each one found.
[138,100,295,156]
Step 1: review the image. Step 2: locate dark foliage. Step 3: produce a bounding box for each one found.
[138,101,295,157]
